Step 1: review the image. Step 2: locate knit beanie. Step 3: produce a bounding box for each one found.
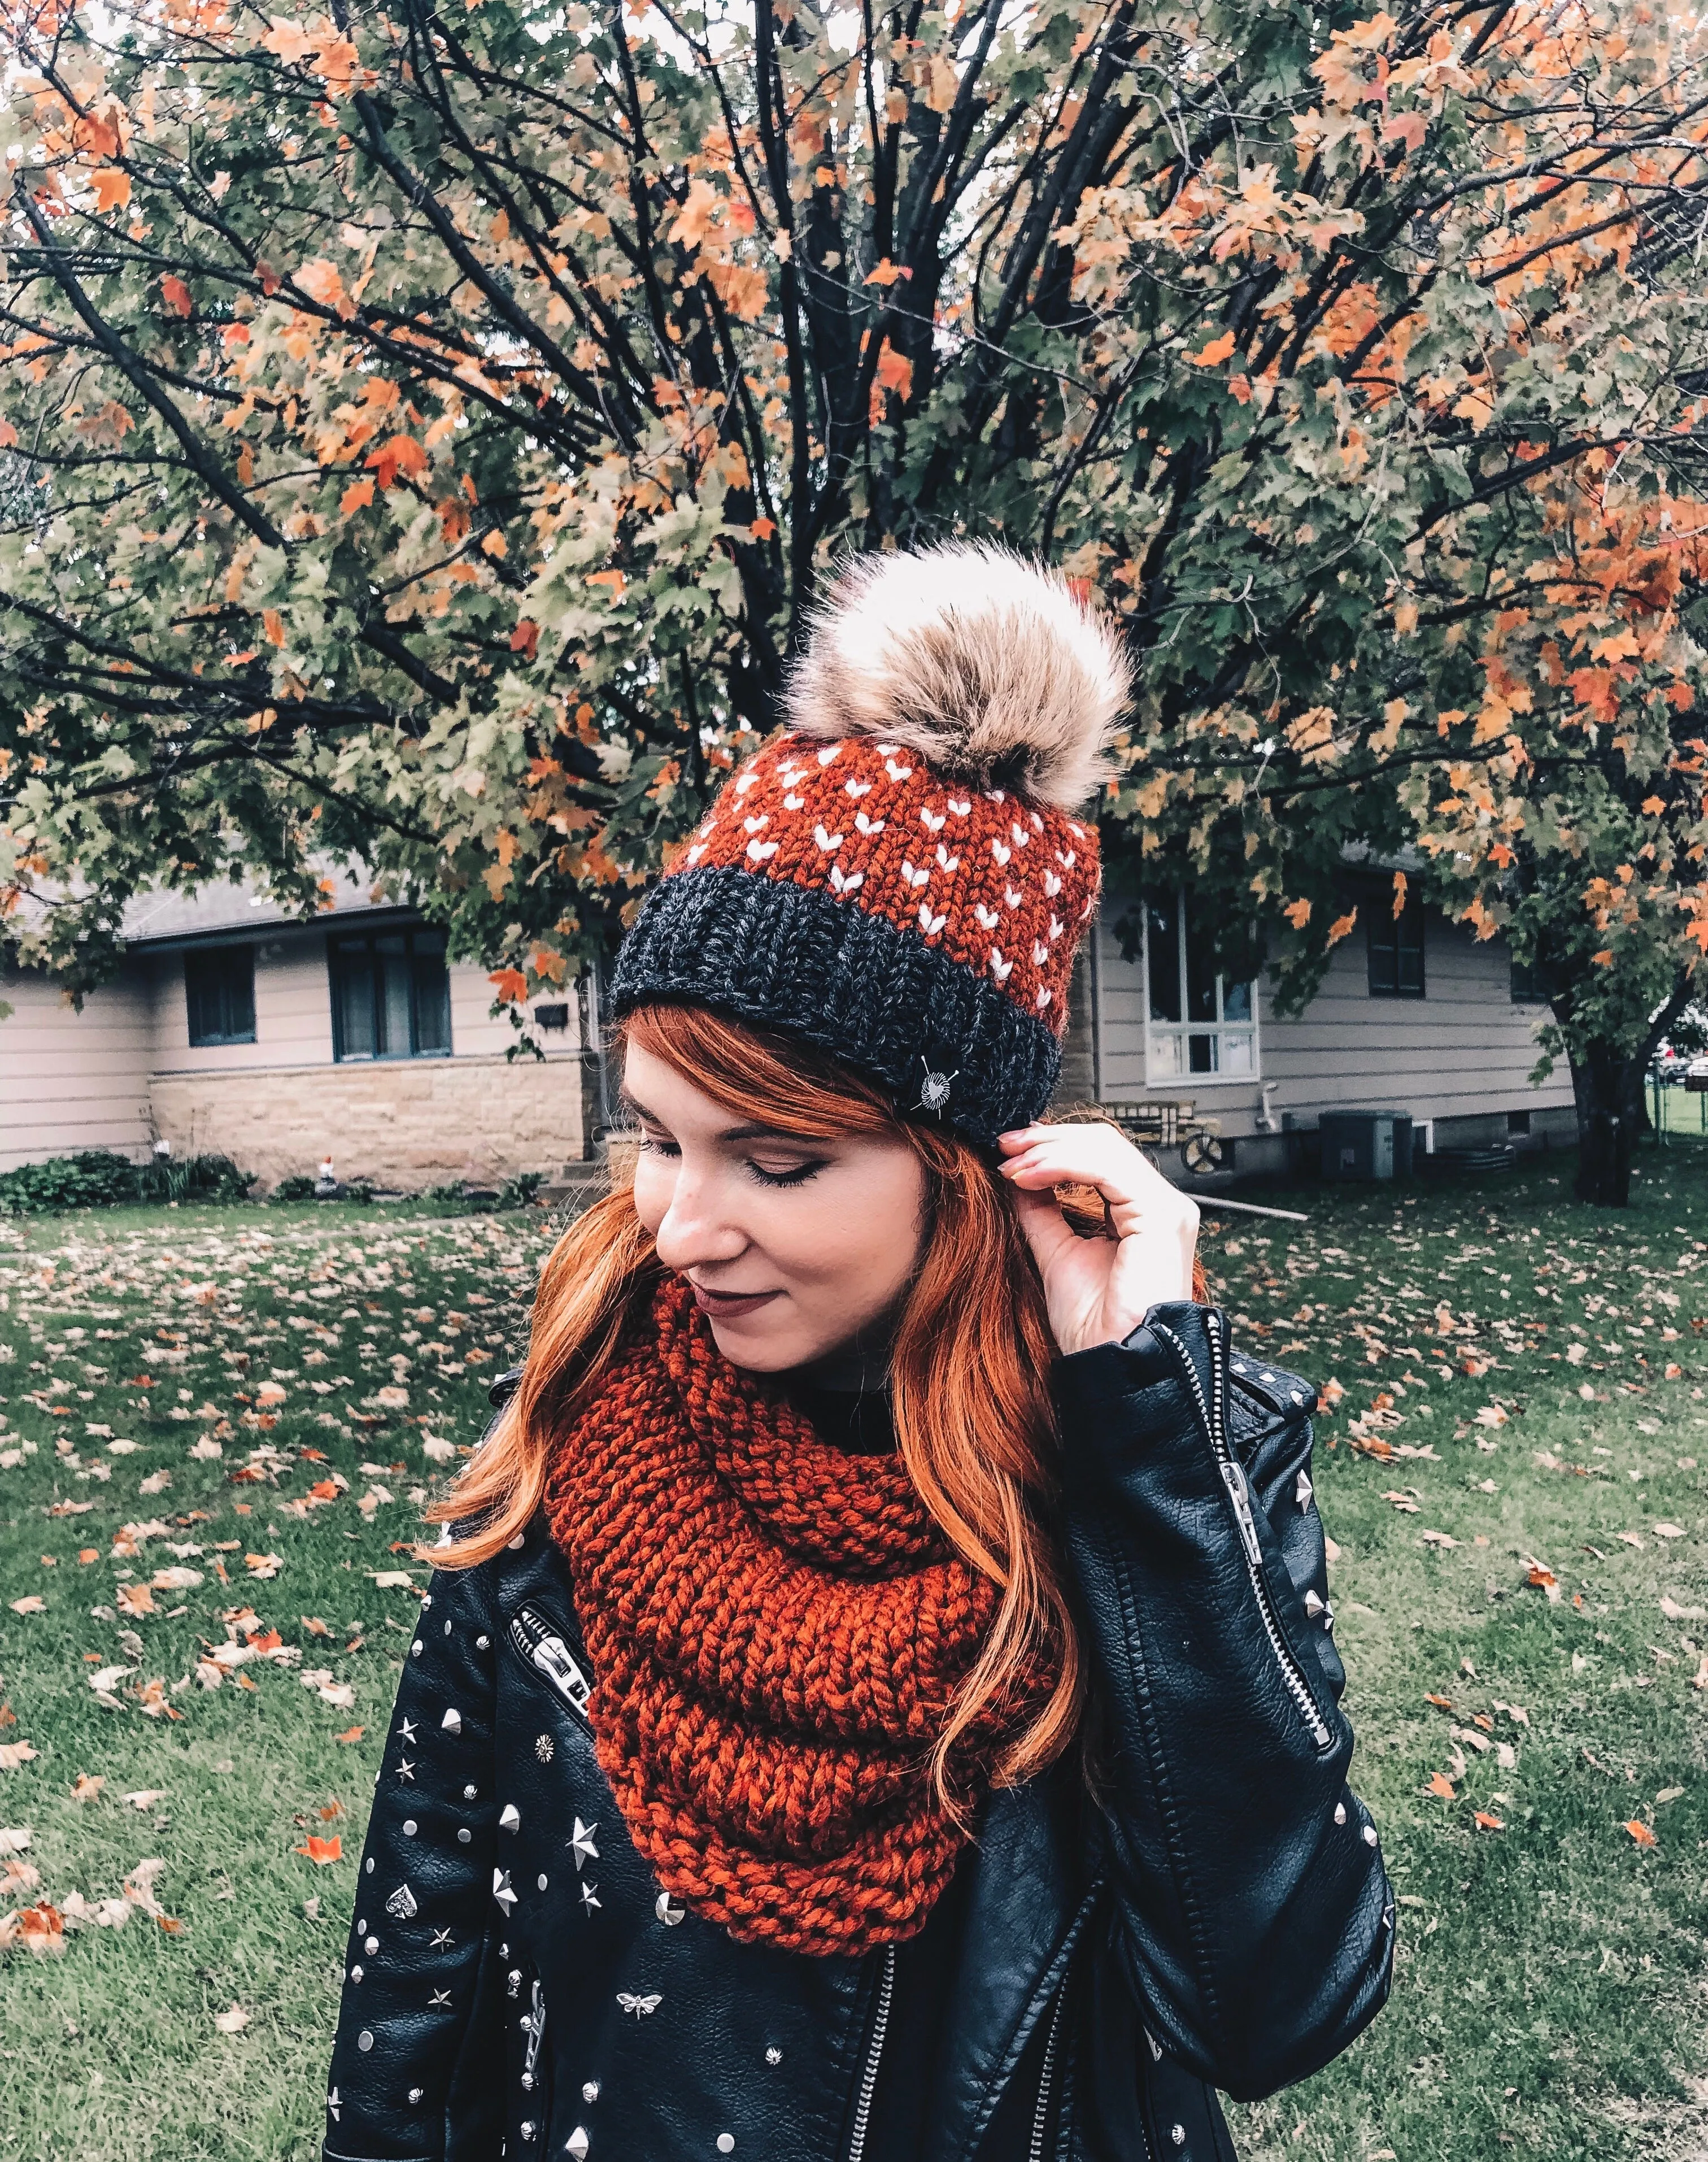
[607,544,1132,1147]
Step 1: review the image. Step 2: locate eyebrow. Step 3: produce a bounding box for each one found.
[618,1089,811,1146]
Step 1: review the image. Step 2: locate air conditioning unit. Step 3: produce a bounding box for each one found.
[1319,1110,1413,1183]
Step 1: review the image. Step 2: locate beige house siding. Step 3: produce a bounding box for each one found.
[0,970,155,1171]
[5,923,586,1186]
[1080,907,1576,1149]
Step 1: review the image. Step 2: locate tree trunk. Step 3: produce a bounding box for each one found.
[1568,1046,1641,1204]
[1566,982,1689,1204]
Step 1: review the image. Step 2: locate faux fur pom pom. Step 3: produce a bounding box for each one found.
[785,542,1132,811]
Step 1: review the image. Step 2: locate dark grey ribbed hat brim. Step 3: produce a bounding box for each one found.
[607,865,1061,1147]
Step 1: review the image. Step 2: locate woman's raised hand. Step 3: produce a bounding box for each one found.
[997,1119,1201,1357]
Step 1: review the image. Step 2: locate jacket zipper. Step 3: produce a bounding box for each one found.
[846,1942,896,2162]
[1028,1982,1068,2162]
[507,1603,594,1731]
[1150,1313,1333,1751]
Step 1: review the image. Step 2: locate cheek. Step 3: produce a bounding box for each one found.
[774,1163,924,1289]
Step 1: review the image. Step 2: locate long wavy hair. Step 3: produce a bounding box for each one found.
[425,998,1179,1813]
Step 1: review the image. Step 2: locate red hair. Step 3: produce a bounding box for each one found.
[426,1000,1198,1811]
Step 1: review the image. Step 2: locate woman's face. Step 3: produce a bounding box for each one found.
[622,1039,928,1372]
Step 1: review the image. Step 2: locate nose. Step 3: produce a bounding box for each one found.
[648,1158,748,1275]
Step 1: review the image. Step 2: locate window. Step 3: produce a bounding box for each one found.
[1143,894,1258,1081]
[185,946,256,1046]
[1367,888,1425,998]
[330,928,452,1061]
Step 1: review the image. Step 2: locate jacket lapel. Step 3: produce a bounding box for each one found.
[922,1769,1098,2162]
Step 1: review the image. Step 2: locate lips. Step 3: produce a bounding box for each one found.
[690,1284,779,1319]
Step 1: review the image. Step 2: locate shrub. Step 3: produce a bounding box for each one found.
[269,1173,320,1204]
[0,1150,255,1215]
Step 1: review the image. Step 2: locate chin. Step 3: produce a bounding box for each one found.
[704,1313,805,1373]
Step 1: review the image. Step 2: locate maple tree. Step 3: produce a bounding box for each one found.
[1,0,1706,1201]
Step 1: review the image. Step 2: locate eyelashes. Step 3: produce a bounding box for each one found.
[634,1137,826,1190]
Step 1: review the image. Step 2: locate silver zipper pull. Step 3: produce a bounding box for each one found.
[1221,1459,1263,1569]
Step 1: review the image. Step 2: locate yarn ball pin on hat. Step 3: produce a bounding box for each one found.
[607,542,1133,1147]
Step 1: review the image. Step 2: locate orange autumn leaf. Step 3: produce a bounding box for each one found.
[509,618,540,660]
[1472,1811,1504,1832]
[1623,1819,1657,1847]
[340,477,375,515]
[489,966,529,1004]
[294,1835,343,1865]
[90,168,131,214]
[263,609,285,647]
[1188,330,1237,367]
[1326,908,1358,947]
[334,1725,365,1743]
[160,274,194,318]
[863,258,912,286]
[1526,1564,1557,1591]
[1283,898,1312,929]
[1424,1771,1456,1799]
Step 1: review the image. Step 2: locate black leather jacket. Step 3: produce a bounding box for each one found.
[321,1303,1393,2162]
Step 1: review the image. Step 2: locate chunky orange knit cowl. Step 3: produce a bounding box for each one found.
[541,1271,1046,1957]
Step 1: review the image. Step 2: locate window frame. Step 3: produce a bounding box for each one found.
[184,943,257,1048]
[328,925,454,1064]
[1366,887,1427,1000]
[1140,893,1261,1087]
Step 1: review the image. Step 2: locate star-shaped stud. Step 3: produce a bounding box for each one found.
[396,1718,418,1745]
[430,1926,454,1950]
[429,1988,451,2009]
[570,1817,599,1869]
[395,1758,416,1782]
[326,2087,341,2123]
[492,1869,518,1917]
[579,1881,601,1915]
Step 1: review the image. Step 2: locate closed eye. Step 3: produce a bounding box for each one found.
[634,1136,825,1189]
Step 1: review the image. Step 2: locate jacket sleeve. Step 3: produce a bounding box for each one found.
[1053,1300,1394,2103]
[321,1559,505,2162]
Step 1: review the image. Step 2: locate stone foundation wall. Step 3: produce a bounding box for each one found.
[149,1055,585,1191]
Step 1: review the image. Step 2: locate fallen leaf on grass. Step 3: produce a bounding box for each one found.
[135,1678,182,1721]
[0,1901,66,1956]
[1615,1531,1644,1549]
[69,1774,104,1802]
[1424,1772,1456,1799]
[0,1742,38,1771]
[1653,1524,1687,1539]
[300,1669,356,1710]
[294,1835,342,1865]
[116,1582,156,1618]
[370,1570,415,1590]
[333,1727,364,1745]
[1659,1595,1706,1621]
[302,1617,331,1638]
[138,1469,171,1495]
[1526,1564,1561,1602]
[1380,1491,1421,1514]
[151,1565,204,1591]
[245,1553,284,1579]
[1623,1819,1657,1847]
[1656,1786,1685,1807]
[0,1829,32,1854]
[1419,1529,1458,1550]
[8,1597,45,1616]
[213,2003,250,2033]
[1472,1811,1504,1832]
[86,1665,132,1701]
[120,1790,167,1811]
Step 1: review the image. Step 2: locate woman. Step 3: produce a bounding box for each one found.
[321,546,1392,2162]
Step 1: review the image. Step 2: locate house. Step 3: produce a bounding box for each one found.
[1,869,1573,1190]
[0,871,590,1188]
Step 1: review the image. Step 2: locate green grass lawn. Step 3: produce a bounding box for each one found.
[0,1158,1702,2161]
